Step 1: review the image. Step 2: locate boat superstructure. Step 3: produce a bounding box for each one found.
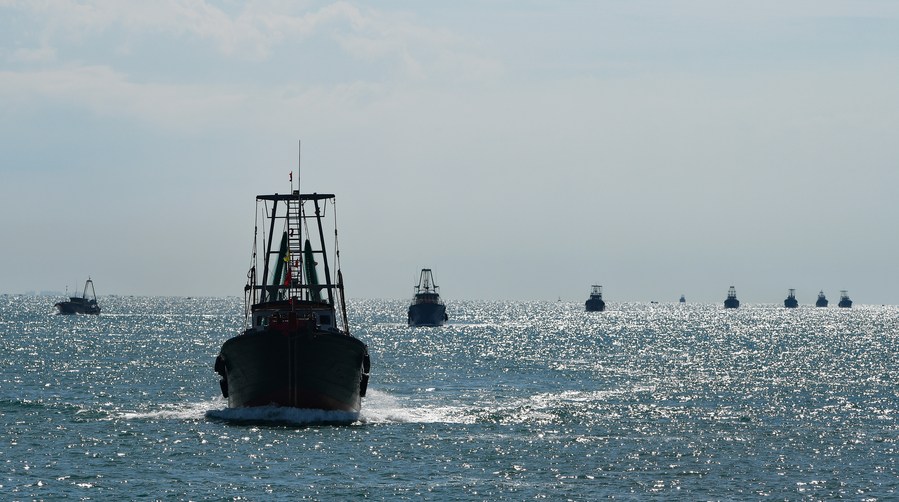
[214,183,369,414]
[724,286,740,309]
[408,268,448,327]
[55,278,100,315]
[585,285,606,312]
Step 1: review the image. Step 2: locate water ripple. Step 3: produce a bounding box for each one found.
[2,297,898,499]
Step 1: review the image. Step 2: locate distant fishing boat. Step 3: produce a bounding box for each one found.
[407,268,448,327]
[724,286,740,309]
[679,294,686,303]
[815,290,828,307]
[585,285,605,312]
[214,175,370,414]
[838,290,853,308]
[784,289,798,308]
[54,278,100,315]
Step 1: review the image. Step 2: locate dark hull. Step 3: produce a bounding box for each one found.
[585,298,605,312]
[724,299,740,309]
[408,302,447,327]
[838,300,852,308]
[816,299,828,307]
[216,328,369,412]
[55,301,100,315]
[784,299,798,308]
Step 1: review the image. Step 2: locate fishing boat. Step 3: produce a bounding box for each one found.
[838,290,852,308]
[815,290,828,307]
[214,179,370,414]
[679,294,686,303]
[784,289,798,308]
[54,278,100,315]
[407,268,448,327]
[724,286,740,309]
[585,285,606,312]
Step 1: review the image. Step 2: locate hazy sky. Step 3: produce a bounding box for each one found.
[2,1,898,304]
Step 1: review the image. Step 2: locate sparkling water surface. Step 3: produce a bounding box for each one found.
[1,296,897,499]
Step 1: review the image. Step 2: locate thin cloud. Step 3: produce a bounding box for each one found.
[0,64,245,132]
[4,0,499,75]
[1,1,504,129]
[9,46,57,63]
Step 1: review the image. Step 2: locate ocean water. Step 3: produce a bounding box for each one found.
[1,296,897,500]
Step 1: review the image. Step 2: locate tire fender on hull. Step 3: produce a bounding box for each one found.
[359,351,371,397]
[214,355,229,398]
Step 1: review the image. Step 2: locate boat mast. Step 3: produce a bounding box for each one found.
[314,198,335,305]
[297,140,301,196]
[295,140,304,301]
[260,200,279,303]
[83,277,97,301]
[297,140,303,301]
